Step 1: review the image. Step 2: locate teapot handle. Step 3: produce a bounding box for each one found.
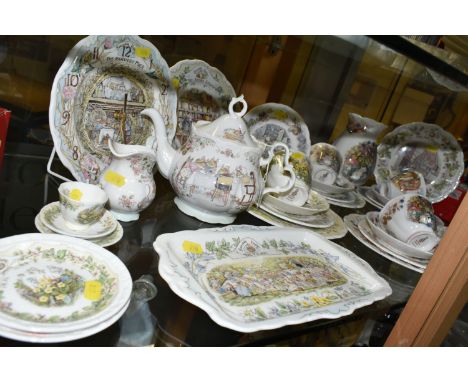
[260,143,296,196]
[228,95,248,118]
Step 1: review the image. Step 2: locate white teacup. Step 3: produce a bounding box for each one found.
[58,181,108,229]
[309,143,341,185]
[266,151,309,206]
[379,170,426,199]
[379,194,439,252]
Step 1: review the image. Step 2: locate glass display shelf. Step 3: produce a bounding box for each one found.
[0,151,420,346]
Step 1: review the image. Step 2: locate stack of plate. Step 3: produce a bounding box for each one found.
[247,190,348,240]
[310,179,366,209]
[0,234,132,343]
[344,213,446,273]
[35,202,123,248]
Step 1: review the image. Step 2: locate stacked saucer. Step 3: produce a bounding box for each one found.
[0,233,132,343]
[344,201,446,273]
[248,190,348,240]
[311,179,366,209]
[35,182,122,247]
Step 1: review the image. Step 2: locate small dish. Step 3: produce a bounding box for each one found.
[262,190,329,216]
[322,191,366,209]
[310,179,354,196]
[258,203,334,228]
[34,215,123,248]
[39,202,117,239]
[248,205,347,240]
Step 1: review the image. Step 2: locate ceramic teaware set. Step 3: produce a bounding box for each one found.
[35,181,123,247]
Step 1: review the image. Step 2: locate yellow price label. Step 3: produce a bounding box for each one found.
[182,240,203,254]
[84,280,102,301]
[104,170,126,187]
[69,188,83,201]
[426,145,438,153]
[171,78,180,89]
[291,152,305,160]
[135,46,151,58]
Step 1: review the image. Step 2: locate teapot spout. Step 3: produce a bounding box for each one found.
[141,108,177,179]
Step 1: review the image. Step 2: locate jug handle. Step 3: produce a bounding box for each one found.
[260,143,296,196]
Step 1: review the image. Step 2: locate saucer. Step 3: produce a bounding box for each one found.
[322,191,366,209]
[357,186,385,209]
[262,190,329,216]
[247,205,347,240]
[310,179,354,196]
[39,202,117,239]
[343,214,425,273]
[258,202,334,228]
[35,215,123,248]
[357,218,428,270]
[365,211,439,260]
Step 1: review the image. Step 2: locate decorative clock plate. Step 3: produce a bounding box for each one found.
[375,123,463,203]
[170,59,236,149]
[49,35,177,183]
[154,225,391,332]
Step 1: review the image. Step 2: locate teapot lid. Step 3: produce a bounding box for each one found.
[195,95,257,147]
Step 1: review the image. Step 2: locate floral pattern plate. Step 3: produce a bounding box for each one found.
[170,59,236,149]
[310,179,354,196]
[34,215,123,248]
[344,214,425,273]
[0,298,130,343]
[39,202,117,239]
[258,203,334,228]
[49,35,177,183]
[375,123,463,203]
[244,103,311,156]
[247,205,347,240]
[0,233,132,334]
[154,225,391,332]
[262,191,329,216]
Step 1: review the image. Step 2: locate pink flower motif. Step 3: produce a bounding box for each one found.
[63,86,76,100]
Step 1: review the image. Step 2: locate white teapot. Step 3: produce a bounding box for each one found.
[141,96,295,224]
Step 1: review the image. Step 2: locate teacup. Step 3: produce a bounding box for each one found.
[378,170,426,199]
[309,143,341,185]
[58,181,108,229]
[267,150,310,206]
[379,194,439,252]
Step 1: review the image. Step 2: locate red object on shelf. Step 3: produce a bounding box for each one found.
[0,108,12,170]
[433,180,467,225]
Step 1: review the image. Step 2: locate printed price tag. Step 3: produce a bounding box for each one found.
[104,170,126,187]
[426,145,439,153]
[69,188,83,201]
[84,280,102,301]
[135,46,151,58]
[182,240,203,254]
[291,152,305,160]
[171,78,180,89]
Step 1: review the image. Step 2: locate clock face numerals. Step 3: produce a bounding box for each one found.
[50,35,177,183]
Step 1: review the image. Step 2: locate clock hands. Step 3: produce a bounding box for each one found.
[119,93,128,144]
